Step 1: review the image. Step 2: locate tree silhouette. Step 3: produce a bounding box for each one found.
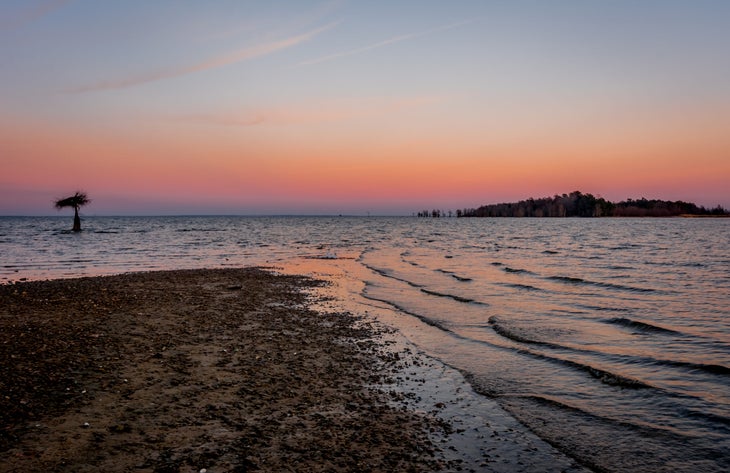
[456,191,728,218]
[54,192,90,231]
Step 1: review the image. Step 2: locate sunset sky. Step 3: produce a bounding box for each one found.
[1,0,728,215]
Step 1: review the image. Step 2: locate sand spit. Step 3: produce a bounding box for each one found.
[1,268,463,472]
[1,267,589,472]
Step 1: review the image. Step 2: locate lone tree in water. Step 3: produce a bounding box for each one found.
[54,192,90,231]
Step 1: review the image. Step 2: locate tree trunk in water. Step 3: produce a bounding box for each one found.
[72,207,81,232]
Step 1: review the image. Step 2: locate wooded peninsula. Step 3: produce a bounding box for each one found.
[417,191,729,218]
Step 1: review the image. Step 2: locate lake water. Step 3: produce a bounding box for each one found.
[2,216,729,471]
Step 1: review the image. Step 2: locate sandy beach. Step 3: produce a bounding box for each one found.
[1,268,465,472]
[1,267,592,473]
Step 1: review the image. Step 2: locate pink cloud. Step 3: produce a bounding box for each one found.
[66,22,337,93]
[297,19,475,67]
[0,0,71,31]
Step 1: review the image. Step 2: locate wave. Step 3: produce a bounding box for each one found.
[682,407,730,429]
[547,275,655,293]
[420,288,484,305]
[500,393,730,473]
[361,288,454,334]
[451,274,473,282]
[491,317,730,384]
[577,304,630,312]
[365,263,478,298]
[488,316,652,389]
[58,258,96,263]
[610,243,644,250]
[489,316,543,345]
[503,266,533,274]
[506,394,627,423]
[364,265,424,288]
[540,353,652,389]
[488,316,571,350]
[604,317,681,335]
[549,275,587,283]
[679,261,708,268]
[371,288,674,392]
[597,352,730,378]
[435,269,473,282]
[659,359,730,376]
[502,394,699,438]
[500,283,542,291]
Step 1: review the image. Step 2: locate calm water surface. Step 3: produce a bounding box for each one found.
[2,216,729,471]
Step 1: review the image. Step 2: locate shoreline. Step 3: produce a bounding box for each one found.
[277,257,591,472]
[1,268,458,471]
[1,267,588,472]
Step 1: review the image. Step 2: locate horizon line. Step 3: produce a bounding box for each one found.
[0,213,414,218]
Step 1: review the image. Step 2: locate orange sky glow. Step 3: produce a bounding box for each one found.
[1,1,728,215]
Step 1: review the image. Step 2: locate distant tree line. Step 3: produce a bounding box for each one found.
[416,209,453,218]
[417,191,728,218]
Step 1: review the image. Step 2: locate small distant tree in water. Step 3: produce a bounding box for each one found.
[54,192,90,231]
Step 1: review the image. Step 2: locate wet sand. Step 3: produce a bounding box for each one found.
[1,267,588,472]
[1,268,462,472]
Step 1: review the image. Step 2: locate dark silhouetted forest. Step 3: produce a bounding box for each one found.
[418,191,728,218]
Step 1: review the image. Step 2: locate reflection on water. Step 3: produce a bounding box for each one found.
[2,216,729,471]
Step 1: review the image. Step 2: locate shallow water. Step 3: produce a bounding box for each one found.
[2,216,729,471]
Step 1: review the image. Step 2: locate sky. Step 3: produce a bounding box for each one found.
[1,0,729,216]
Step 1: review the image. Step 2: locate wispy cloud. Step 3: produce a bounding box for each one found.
[297,19,474,67]
[67,22,337,93]
[175,96,445,127]
[0,0,71,31]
